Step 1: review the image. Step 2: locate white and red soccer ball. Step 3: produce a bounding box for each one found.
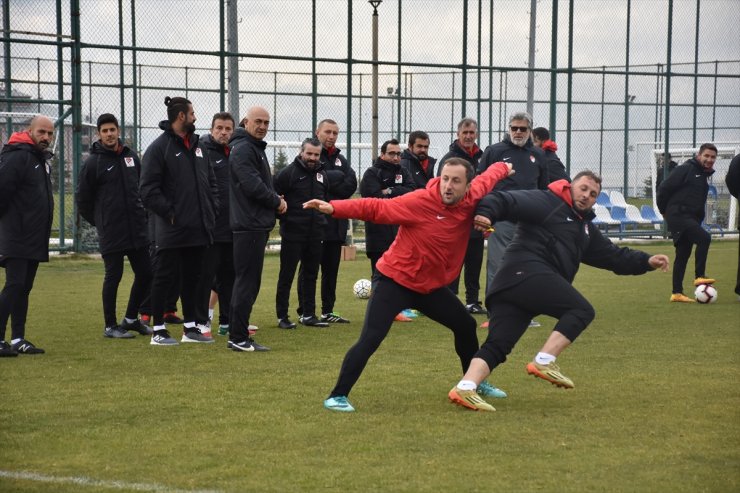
[694,284,718,304]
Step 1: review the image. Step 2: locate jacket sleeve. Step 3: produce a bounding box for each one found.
[0,153,22,218]
[140,143,174,221]
[230,145,281,209]
[547,158,570,183]
[331,190,424,226]
[326,159,357,199]
[75,156,97,225]
[359,168,386,198]
[656,164,688,214]
[475,191,517,223]
[208,159,220,215]
[726,155,740,199]
[582,225,652,275]
[537,156,550,189]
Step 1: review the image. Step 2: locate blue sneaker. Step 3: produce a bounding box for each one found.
[477,381,508,399]
[401,309,418,319]
[324,396,355,412]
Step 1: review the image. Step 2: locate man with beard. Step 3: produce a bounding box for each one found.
[0,116,54,356]
[532,127,569,183]
[274,138,330,328]
[657,143,718,303]
[448,172,670,411]
[76,113,152,339]
[140,96,218,345]
[401,130,437,189]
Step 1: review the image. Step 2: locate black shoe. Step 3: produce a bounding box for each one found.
[228,338,270,352]
[466,302,487,315]
[163,311,184,324]
[278,318,297,330]
[120,318,153,335]
[321,312,350,323]
[104,325,136,339]
[11,339,45,354]
[0,340,18,357]
[300,315,329,327]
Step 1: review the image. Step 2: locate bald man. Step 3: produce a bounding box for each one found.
[226,106,285,352]
[0,116,55,356]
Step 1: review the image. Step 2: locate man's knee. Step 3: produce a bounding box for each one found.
[554,303,595,341]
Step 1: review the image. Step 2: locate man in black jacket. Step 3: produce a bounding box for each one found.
[448,172,670,411]
[438,119,486,315]
[297,119,358,324]
[140,96,218,346]
[227,106,285,352]
[275,138,330,329]
[194,112,235,337]
[0,116,54,356]
[401,130,437,189]
[532,127,570,183]
[76,113,152,339]
[657,143,718,303]
[726,154,740,299]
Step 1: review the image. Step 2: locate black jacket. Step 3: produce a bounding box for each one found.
[322,146,357,243]
[76,140,149,255]
[200,134,231,242]
[656,158,714,236]
[274,157,329,241]
[228,128,280,233]
[401,149,438,189]
[438,140,484,238]
[359,158,415,253]
[478,135,549,192]
[0,134,53,263]
[727,154,740,200]
[140,121,218,250]
[539,141,570,183]
[476,184,652,299]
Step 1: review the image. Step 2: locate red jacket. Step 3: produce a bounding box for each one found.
[331,162,509,293]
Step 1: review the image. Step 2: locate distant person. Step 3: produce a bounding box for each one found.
[140,96,218,345]
[227,106,284,352]
[438,118,485,315]
[726,154,740,300]
[447,172,670,411]
[655,154,678,191]
[0,116,54,356]
[532,126,569,182]
[401,130,437,189]
[306,158,513,413]
[274,138,330,329]
[657,143,718,303]
[76,113,152,339]
[297,119,357,324]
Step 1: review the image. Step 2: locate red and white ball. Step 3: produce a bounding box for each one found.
[694,284,718,304]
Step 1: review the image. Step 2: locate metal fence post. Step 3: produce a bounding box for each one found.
[549,0,558,140]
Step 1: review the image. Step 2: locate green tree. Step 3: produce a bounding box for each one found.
[273,149,289,174]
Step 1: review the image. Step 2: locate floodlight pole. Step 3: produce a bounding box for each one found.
[369,0,382,160]
[227,0,240,120]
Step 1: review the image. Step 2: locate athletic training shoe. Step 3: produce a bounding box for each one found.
[694,277,716,286]
[300,315,329,327]
[163,311,184,324]
[278,318,297,330]
[401,309,418,319]
[227,338,270,352]
[448,387,495,411]
[104,325,136,339]
[120,318,152,335]
[181,327,215,343]
[394,313,413,322]
[466,302,486,315]
[11,339,45,354]
[321,312,350,324]
[529,319,542,328]
[477,381,508,399]
[199,322,212,338]
[151,329,179,346]
[526,361,574,389]
[0,340,18,357]
[324,396,355,412]
[670,293,696,303]
[218,324,229,336]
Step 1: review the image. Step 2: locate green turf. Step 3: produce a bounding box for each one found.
[1,241,739,492]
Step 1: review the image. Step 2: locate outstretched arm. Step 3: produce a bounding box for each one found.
[648,254,670,272]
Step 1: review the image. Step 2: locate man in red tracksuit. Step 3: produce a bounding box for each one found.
[304,158,513,412]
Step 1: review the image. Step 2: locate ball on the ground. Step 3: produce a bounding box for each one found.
[353,279,371,299]
[694,284,718,304]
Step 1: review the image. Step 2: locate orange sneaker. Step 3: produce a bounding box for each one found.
[448,387,495,411]
[526,361,574,389]
[670,293,696,303]
[693,277,716,286]
[394,313,413,322]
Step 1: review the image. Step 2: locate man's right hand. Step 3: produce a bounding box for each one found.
[277,197,288,214]
[473,214,492,232]
[303,199,334,215]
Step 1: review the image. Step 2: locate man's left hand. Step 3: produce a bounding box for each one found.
[648,254,670,272]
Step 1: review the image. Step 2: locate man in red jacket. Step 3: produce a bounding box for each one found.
[304,158,513,412]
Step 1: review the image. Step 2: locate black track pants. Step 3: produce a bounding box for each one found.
[102,247,152,327]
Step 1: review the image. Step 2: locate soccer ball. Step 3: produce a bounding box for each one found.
[353,279,371,299]
[694,284,718,304]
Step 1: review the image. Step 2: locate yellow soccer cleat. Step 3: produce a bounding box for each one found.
[526,361,575,389]
[693,277,716,286]
[670,293,696,303]
[448,387,496,412]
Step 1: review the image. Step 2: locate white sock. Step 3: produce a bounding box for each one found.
[124,317,136,323]
[456,380,477,391]
[153,325,166,332]
[183,322,195,329]
[535,352,556,365]
[208,309,214,320]
[11,338,21,345]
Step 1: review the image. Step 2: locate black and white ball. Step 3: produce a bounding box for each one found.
[694,284,718,304]
[353,279,371,299]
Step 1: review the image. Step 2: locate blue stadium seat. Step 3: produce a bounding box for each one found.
[610,206,636,231]
[596,191,612,208]
[640,205,663,225]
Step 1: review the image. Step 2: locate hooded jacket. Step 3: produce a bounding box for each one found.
[359,158,415,253]
[540,140,570,183]
[478,135,549,192]
[331,162,511,294]
[228,128,281,233]
[76,140,148,255]
[401,148,438,189]
[0,132,54,263]
[139,120,218,250]
[200,134,231,242]
[476,180,652,297]
[274,156,329,241]
[321,146,357,243]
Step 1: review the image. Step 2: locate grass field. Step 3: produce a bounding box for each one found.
[1,240,739,492]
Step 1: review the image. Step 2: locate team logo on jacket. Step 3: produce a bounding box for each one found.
[395,174,403,184]
[584,224,590,236]
[195,148,203,158]
[530,155,536,163]
[45,163,50,174]
[124,157,135,167]
[335,158,342,167]
[316,173,324,183]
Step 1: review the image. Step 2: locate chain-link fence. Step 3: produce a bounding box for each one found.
[1,0,739,251]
